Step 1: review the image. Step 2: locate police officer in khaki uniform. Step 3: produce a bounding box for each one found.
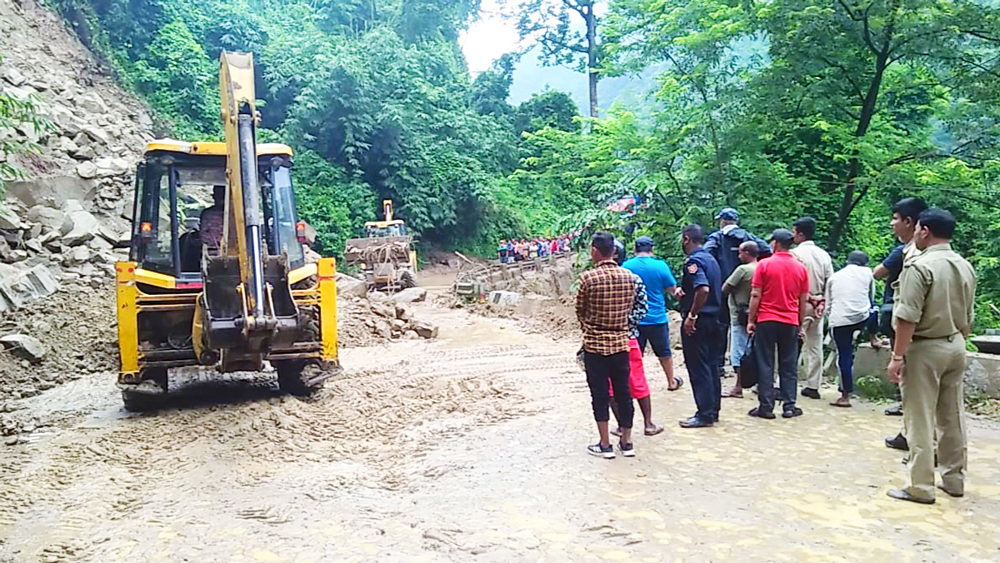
[886,208,976,504]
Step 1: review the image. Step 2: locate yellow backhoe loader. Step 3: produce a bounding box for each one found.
[344,199,418,290]
[114,52,340,410]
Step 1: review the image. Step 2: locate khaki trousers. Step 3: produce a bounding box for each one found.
[800,314,824,390]
[901,336,967,500]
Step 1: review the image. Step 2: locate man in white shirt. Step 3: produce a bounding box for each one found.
[790,217,834,399]
[826,251,875,407]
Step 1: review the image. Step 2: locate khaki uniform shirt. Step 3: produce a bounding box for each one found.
[893,243,976,339]
[725,262,757,324]
[791,240,834,318]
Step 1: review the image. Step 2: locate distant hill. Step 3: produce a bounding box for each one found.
[508,45,660,112]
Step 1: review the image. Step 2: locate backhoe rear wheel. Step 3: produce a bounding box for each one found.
[275,359,321,397]
[399,269,417,289]
[121,368,168,412]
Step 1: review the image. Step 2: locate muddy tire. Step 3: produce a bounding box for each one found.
[399,269,417,289]
[121,368,168,412]
[275,359,321,397]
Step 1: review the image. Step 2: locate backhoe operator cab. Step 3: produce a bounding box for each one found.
[132,142,304,279]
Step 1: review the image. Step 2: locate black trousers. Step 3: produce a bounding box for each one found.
[754,321,799,413]
[584,351,633,428]
[680,315,724,421]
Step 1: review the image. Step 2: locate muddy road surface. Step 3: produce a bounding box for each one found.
[2,283,1000,563]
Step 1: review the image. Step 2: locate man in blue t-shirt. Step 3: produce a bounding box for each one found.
[623,236,684,392]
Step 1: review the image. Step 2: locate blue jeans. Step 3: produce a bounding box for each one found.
[832,318,868,394]
[730,323,749,367]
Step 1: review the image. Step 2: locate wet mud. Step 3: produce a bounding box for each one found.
[1,285,999,562]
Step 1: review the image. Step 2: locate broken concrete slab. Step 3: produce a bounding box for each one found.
[411,319,439,339]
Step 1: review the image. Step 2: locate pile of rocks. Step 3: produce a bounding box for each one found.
[1,198,128,306]
[336,275,439,347]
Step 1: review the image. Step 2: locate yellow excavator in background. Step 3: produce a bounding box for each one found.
[114,52,340,410]
[344,199,418,290]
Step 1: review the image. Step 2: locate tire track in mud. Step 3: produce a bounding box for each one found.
[0,340,580,562]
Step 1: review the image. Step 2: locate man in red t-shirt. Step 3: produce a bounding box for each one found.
[746,228,809,419]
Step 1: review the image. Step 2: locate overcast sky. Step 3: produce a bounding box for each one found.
[458,0,522,74]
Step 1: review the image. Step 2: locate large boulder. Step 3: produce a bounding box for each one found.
[26,205,66,233]
[335,273,368,299]
[2,67,26,87]
[5,176,97,208]
[60,208,99,247]
[411,319,439,340]
[391,287,427,303]
[0,334,47,364]
[0,206,20,230]
[93,157,129,178]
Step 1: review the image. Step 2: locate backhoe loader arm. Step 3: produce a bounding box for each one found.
[219,51,267,325]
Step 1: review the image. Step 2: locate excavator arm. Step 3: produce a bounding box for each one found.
[195,51,300,372]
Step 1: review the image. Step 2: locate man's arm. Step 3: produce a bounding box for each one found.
[873,264,890,279]
[703,232,719,257]
[629,277,648,331]
[747,287,762,335]
[575,278,588,328]
[798,293,808,328]
[888,320,916,382]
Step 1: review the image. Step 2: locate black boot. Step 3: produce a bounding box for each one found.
[885,432,908,451]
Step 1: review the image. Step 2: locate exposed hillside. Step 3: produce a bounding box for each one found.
[0,0,152,223]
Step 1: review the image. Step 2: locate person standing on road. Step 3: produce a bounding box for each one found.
[623,236,684,392]
[576,232,646,458]
[886,208,976,505]
[704,208,771,381]
[721,241,760,398]
[677,224,725,428]
[790,217,834,400]
[874,197,928,450]
[609,275,663,437]
[826,251,875,408]
[747,229,810,420]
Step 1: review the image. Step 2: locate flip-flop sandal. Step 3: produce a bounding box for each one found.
[829,400,852,408]
[668,377,684,391]
[610,428,623,437]
[722,389,743,398]
[644,425,664,436]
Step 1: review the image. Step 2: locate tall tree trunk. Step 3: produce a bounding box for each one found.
[585,5,599,118]
[827,56,891,251]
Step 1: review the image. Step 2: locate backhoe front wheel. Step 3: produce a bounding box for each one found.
[121,368,168,412]
[275,359,322,397]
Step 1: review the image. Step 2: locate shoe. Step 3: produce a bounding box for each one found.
[887,489,934,505]
[885,404,903,416]
[618,441,635,458]
[587,443,615,459]
[748,407,775,419]
[679,416,713,428]
[782,407,803,418]
[610,427,623,438]
[801,388,821,400]
[830,397,852,408]
[885,433,909,451]
[937,484,963,498]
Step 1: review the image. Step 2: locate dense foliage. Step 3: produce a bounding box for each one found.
[47,0,576,257]
[43,0,1000,329]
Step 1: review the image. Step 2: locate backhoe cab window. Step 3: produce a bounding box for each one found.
[136,155,305,277]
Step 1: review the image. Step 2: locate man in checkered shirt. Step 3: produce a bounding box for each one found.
[576,231,648,459]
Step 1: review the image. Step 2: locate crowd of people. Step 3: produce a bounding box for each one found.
[575,201,977,506]
[496,235,575,263]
